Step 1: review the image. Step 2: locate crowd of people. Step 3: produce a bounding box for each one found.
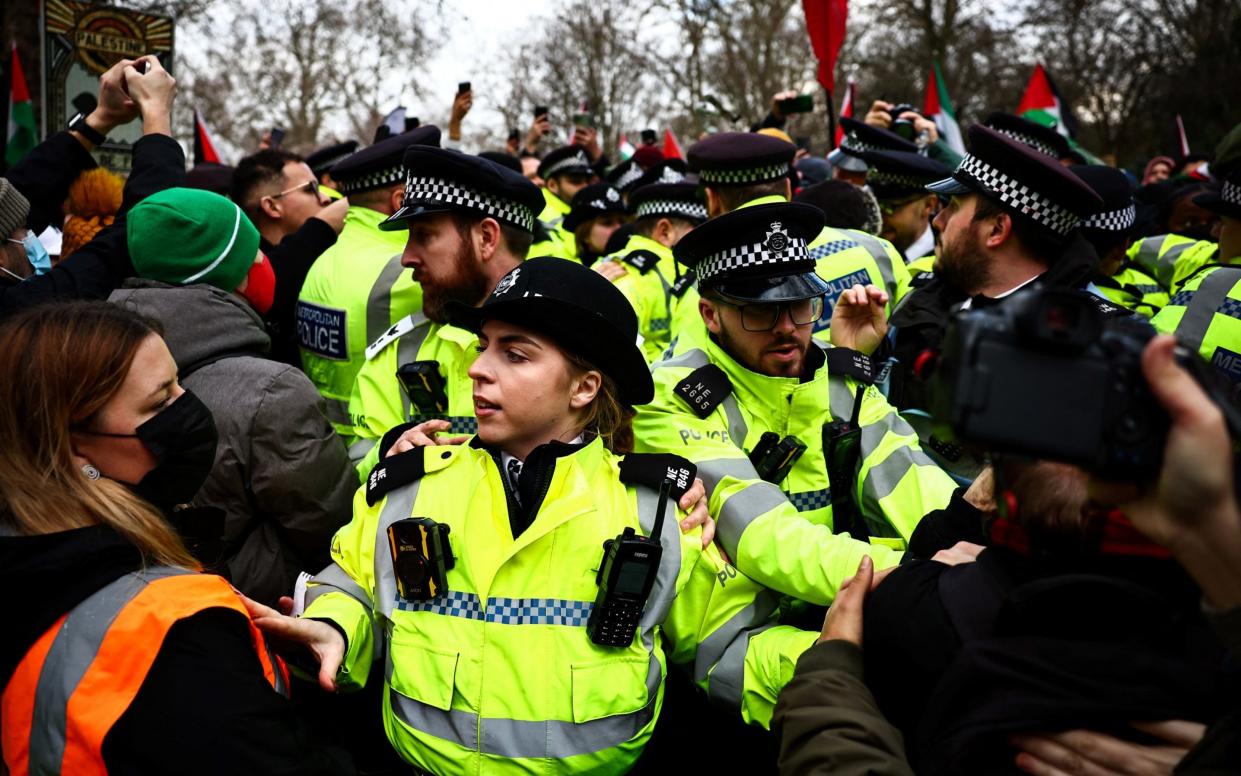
[2,51,1240,776]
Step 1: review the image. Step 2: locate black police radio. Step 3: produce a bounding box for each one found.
[587,456,695,647]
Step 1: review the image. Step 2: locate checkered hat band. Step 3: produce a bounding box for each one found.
[957,154,1080,235]
[312,152,352,174]
[404,175,536,231]
[1082,203,1136,231]
[869,168,926,189]
[614,166,644,190]
[1224,180,1241,207]
[995,128,1058,158]
[841,133,879,155]
[699,162,790,185]
[542,153,592,178]
[696,237,809,285]
[635,199,707,221]
[339,165,403,194]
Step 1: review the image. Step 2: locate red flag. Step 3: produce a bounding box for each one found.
[802,0,848,94]
[1017,63,1078,137]
[193,108,222,165]
[662,129,683,160]
[833,77,855,147]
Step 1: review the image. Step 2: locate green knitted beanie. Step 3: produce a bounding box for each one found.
[127,187,260,291]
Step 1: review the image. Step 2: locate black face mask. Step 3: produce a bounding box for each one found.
[79,389,219,510]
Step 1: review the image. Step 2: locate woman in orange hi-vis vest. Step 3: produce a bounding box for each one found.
[0,302,352,775]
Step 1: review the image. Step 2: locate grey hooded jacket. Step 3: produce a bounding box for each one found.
[111,279,355,604]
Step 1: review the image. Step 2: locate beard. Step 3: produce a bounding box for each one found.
[421,238,493,323]
[935,228,992,295]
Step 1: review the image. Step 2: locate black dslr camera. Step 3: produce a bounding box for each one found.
[889,103,918,141]
[929,286,1168,479]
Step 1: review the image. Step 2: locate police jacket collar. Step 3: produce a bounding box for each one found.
[472,435,595,538]
[696,325,832,417]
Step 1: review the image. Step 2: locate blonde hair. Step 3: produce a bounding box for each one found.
[0,302,196,568]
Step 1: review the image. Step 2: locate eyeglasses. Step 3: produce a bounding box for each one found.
[714,295,824,331]
[268,180,320,200]
[878,195,927,216]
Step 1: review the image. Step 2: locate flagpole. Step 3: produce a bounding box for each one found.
[826,89,837,150]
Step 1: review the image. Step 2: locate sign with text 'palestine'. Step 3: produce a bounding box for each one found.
[42,1,174,173]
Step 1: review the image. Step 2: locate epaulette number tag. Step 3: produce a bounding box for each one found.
[673,364,732,418]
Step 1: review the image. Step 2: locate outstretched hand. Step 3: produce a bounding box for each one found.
[240,593,346,692]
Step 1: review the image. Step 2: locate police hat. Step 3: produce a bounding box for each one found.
[1070,164,1137,232]
[305,140,359,176]
[629,181,707,224]
[828,117,919,173]
[1193,169,1241,221]
[687,132,795,186]
[984,112,1072,160]
[379,146,543,234]
[605,158,646,193]
[861,149,952,201]
[631,159,691,190]
[562,183,627,232]
[478,151,523,174]
[673,202,827,303]
[448,257,654,405]
[332,126,441,195]
[538,145,593,180]
[927,125,1103,240]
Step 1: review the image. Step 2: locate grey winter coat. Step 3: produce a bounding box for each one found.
[110,279,355,604]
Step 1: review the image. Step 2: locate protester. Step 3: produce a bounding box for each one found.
[0,301,354,775]
[59,167,124,261]
[114,187,356,605]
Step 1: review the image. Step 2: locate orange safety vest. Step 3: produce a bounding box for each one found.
[2,566,288,776]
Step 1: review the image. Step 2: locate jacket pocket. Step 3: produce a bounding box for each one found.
[389,633,459,711]
[570,656,652,723]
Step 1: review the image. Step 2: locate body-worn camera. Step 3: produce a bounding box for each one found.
[387,517,454,600]
[929,286,1168,479]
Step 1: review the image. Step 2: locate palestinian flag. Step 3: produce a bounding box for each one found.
[1017,63,1078,138]
[6,44,37,167]
[618,134,635,161]
[192,108,222,165]
[833,76,855,148]
[922,61,964,155]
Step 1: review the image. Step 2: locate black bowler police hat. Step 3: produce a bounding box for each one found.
[448,257,654,406]
[379,146,544,234]
[1193,168,1241,222]
[927,124,1103,241]
[305,140,359,176]
[562,183,627,232]
[687,132,796,186]
[861,149,952,201]
[538,145,594,180]
[1070,164,1138,233]
[331,125,441,195]
[673,201,827,303]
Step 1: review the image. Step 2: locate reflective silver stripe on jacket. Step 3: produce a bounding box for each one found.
[845,229,898,295]
[27,566,190,774]
[857,410,941,536]
[692,589,780,709]
[655,347,749,444]
[367,253,409,349]
[323,396,353,428]
[1174,267,1241,354]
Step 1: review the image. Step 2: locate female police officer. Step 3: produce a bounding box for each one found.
[246,257,816,774]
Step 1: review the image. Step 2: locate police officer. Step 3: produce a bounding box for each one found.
[347,145,543,473]
[1152,168,1241,380]
[1074,163,1168,317]
[255,257,817,774]
[859,149,952,268]
[296,126,439,441]
[534,144,595,260]
[688,131,912,334]
[885,124,1109,413]
[983,112,1074,163]
[601,169,707,362]
[827,116,919,187]
[561,182,629,265]
[305,140,359,200]
[633,201,957,605]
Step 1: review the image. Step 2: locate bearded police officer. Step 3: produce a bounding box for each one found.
[633,201,957,605]
[296,126,440,441]
[687,132,912,335]
[346,146,544,474]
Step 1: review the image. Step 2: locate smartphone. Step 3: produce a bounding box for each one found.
[269,127,286,148]
[508,128,520,143]
[776,94,815,114]
[572,112,593,128]
[458,81,471,94]
[534,105,549,120]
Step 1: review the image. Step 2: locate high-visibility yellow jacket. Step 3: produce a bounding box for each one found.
[1152,264,1241,382]
[1094,261,1169,317]
[534,188,577,261]
[604,233,692,363]
[303,439,816,774]
[296,206,422,441]
[347,313,478,476]
[1126,233,1219,291]
[632,326,956,604]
